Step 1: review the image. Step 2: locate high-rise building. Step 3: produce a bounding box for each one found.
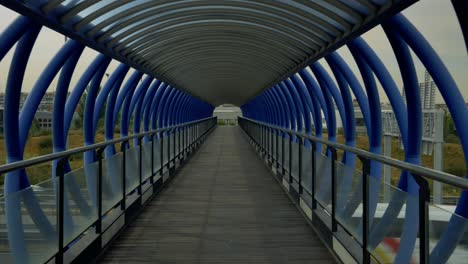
[402,70,437,109]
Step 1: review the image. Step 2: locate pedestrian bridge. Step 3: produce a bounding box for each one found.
[0,1,467,263]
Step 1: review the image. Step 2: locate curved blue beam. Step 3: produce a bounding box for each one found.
[326,52,372,137]
[309,64,338,144]
[105,70,141,156]
[128,76,153,143]
[311,62,347,142]
[153,84,170,131]
[383,24,422,263]
[298,70,326,141]
[388,14,468,262]
[291,75,313,136]
[51,47,85,231]
[0,16,33,62]
[3,24,47,264]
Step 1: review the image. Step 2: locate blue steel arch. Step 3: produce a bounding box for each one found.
[242,12,468,263]
[0,15,213,262]
[0,2,467,263]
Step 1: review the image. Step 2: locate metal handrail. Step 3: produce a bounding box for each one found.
[239,116,468,190]
[0,116,216,175]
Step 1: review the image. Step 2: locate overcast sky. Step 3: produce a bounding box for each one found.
[0,0,466,105]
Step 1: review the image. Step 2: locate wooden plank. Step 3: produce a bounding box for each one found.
[100,127,334,263]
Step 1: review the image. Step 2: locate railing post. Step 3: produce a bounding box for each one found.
[360,156,371,264]
[331,147,338,232]
[173,129,176,163]
[281,132,285,175]
[298,136,303,194]
[167,130,171,169]
[275,130,279,168]
[96,148,105,235]
[178,128,182,159]
[271,128,274,162]
[311,141,317,209]
[150,134,154,184]
[138,136,143,195]
[160,133,164,173]
[413,174,430,264]
[120,141,128,210]
[56,157,68,264]
[289,132,293,183]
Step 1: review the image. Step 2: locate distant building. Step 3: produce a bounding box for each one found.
[402,70,437,109]
[213,104,242,125]
[35,111,53,130]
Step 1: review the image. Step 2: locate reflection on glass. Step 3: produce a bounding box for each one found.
[428,200,468,263]
[301,145,313,194]
[142,143,152,180]
[63,166,98,245]
[162,136,168,166]
[125,147,140,194]
[291,141,300,182]
[153,139,162,173]
[335,161,363,242]
[103,154,123,212]
[1,179,57,263]
[367,175,420,264]
[315,154,331,210]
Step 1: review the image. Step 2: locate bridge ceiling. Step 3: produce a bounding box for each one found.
[1,0,415,106]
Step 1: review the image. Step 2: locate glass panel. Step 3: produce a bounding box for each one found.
[278,134,283,167]
[271,131,276,160]
[428,183,468,264]
[142,143,152,181]
[63,165,98,245]
[153,138,162,173]
[284,137,290,173]
[291,140,300,182]
[125,147,140,194]
[301,144,313,194]
[315,153,331,209]
[102,153,123,212]
[368,172,420,264]
[335,161,363,242]
[169,133,174,162]
[162,136,168,166]
[174,131,179,157]
[0,179,57,263]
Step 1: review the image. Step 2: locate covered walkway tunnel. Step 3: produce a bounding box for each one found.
[0,0,467,263]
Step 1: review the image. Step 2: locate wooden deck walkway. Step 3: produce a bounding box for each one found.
[100,126,334,263]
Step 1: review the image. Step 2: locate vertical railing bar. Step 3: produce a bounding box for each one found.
[282,132,285,175]
[138,136,143,195]
[150,133,154,184]
[298,136,303,194]
[289,133,293,183]
[276,130,279,169]
[413,174,430,263]
[360,156,371,264]
[120,141,127,210]
[331,147,338,232]
[96,148,105,235]
[56,157,67,264]
[311,141,317,209]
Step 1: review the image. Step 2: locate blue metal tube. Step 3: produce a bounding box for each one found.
[389,14,468,262]
[298,69,326,141]
[0,16,33,62]
[104,71,143,153]
[4,25,48,264]
[153,84,170,130]
[383,25,422,263]
[128,76,153,142]
[51,48,85,232]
